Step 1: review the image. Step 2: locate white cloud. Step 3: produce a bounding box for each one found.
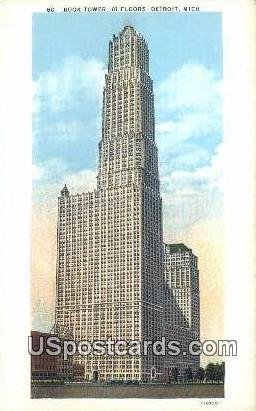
[34,56,105,113]
[161,143,224,237]
[34,119,86,139]
[156,63,222,157]
[169,147,211,171]
[155,63,223,235]
[65,168,97,194]
[157,63,221,113]
[156,110,220,152]
[33,159,97,210]
[33,158,68,184]
[162,143,223,194]
[32,164,45,181]
[33,116,101,145]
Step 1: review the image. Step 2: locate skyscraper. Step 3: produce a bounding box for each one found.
[164,244,200,376]
[55,26,165,382]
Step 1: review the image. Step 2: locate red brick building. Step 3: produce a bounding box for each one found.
[30,331,73,381]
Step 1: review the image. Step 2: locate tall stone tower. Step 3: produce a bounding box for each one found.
[55,26,164,382]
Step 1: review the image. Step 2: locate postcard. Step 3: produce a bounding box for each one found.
[0,1,255,410]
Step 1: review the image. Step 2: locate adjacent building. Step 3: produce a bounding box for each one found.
[164,244,200,376]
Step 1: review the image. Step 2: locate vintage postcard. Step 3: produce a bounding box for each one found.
[0,0,255,410]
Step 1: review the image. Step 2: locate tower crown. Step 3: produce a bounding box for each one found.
[108,25,149,73]
[122,25,135,33]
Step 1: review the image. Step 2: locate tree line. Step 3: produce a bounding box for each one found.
[169,362,225,384]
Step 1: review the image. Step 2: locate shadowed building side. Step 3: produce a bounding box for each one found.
[164,243,200,378]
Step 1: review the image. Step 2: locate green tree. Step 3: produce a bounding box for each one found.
[184,367,193,383]
[217,362,225,383]
[215,363,222,383]
[205,362,225,383]
[196,367,205,383]
[205,363,216,383]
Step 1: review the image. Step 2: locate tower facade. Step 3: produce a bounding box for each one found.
[164,243,200,376]
[55,26,164,381]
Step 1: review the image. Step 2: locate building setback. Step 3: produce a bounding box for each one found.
[55,26,200,382]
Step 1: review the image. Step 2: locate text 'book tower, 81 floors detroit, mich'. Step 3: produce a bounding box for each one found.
[55,25,200,382]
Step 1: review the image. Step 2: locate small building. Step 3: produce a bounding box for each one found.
[30,331,73,382]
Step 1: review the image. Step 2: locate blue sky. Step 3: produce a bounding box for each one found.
[33,13,222,80]
[33,12,223,237]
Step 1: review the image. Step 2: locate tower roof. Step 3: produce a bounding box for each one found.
[113,25,137,40]
[165,243,191,253]
[123,25,136,33]
[60,184,69,197]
